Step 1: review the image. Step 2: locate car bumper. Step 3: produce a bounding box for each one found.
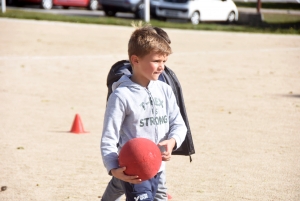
[156,6,190,19]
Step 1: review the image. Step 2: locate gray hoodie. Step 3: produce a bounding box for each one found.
[101,75,187,174]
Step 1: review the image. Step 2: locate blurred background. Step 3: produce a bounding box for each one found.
[1,0,300,34]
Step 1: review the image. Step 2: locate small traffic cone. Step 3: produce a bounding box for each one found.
[70,114,88,134]
[167,193,172,200]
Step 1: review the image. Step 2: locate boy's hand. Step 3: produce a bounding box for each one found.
[158,138,176,161]
[111,167,142,184]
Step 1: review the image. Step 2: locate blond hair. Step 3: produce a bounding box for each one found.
[128,22,172,60]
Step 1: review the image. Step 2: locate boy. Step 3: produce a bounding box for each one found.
[101,24,187,201]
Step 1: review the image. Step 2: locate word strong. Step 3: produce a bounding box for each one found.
[140,116,167,127]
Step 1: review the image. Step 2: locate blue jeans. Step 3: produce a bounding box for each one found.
[101,171,167,201]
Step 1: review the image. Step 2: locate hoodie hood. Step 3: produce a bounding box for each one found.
[112,75,155,92]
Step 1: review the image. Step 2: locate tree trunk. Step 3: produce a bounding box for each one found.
[256,0,261,13]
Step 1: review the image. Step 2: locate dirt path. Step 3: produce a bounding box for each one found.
[0,18,299,201]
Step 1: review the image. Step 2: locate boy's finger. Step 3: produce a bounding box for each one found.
[162,154,171,160]
[128,175,139,180]
[123,175,139,180]
[117,167,126,173]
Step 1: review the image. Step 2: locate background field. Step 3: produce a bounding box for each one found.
[0,18,299,201]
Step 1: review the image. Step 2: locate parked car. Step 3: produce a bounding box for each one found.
[12,0,99,10]
[156,0,238,25]
[99,0,160,19]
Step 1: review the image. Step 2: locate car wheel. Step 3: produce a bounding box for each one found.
[15,0,25,7]
[7,0,16,6]
[134,3,145,19]
[227,11,235,23]
[88,0,98,11]
[190,11,200,25]
[103,8,116,16]
[159,17,167,22]
[150,10,157,19]
[40,0,53,9]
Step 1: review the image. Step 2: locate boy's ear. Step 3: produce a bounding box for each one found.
[130,55,139,65]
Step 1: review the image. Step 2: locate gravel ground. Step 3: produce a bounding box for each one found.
[0,18,299,201]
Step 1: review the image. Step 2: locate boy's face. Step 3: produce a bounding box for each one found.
[131,51,168,86]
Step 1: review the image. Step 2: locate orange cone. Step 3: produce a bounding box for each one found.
[70,114,88,134]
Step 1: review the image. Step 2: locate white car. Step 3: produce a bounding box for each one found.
[156,0,239,25]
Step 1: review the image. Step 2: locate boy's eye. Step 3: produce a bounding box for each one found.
[153,60,166,63]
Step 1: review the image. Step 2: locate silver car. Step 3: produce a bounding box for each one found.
[99,0,160,19]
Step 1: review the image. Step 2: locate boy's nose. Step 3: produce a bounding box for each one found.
[158,63,165,71]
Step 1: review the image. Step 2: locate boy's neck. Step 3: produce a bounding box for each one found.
[131,74,150,88]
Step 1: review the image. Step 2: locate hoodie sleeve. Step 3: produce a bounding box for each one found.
[101,93,126,174]
[167,87,187,150]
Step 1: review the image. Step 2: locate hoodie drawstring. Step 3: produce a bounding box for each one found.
[145,88,159,144]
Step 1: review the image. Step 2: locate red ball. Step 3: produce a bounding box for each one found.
[119,138,162,181]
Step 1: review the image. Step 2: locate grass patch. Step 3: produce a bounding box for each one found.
[0,9,135,26]
[263,13,300,23]
[0,9,299,34]
[235,2,300,10]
